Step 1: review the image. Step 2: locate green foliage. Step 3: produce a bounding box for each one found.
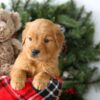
[0,3,6,9]
[1,0,100,99]
[57,15,80,28]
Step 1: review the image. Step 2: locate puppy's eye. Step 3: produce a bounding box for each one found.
[28,37,32,41]
[44,38,49,43]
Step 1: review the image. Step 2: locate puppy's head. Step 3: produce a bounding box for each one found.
[22,19,64,61]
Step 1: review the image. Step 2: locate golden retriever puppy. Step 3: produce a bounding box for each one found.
[10,18,64,90]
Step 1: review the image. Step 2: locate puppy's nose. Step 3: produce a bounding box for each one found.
[32,49,40,56]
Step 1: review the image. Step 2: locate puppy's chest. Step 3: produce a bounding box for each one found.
[27,63,44,75]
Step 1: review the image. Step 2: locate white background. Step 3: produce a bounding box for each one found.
[0,0,100,100]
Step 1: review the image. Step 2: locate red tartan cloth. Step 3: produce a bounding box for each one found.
[0,76,62,100]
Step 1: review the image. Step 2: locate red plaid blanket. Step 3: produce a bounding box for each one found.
[0,76,62,100]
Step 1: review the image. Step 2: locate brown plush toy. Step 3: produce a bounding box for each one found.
[0,9,22,75]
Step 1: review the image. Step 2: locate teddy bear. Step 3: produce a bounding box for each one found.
[0,9,22,75]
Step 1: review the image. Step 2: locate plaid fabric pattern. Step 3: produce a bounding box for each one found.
[0,76,62,100]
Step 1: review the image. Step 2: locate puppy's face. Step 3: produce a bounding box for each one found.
[22,19,64,61]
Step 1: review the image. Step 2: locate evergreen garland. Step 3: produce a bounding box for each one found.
[1,0,100,99]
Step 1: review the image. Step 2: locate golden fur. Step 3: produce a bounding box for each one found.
[10,18,64,90]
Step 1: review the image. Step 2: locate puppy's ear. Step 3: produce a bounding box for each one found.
[22,22,31,45]
[54,24,64,49]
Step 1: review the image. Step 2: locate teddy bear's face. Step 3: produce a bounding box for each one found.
[0,12,15,42]
[0,9,21,42]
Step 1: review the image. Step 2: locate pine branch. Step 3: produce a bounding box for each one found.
[11,0,15,10]
[15,0,21,10]
[24,0,31,9]
[64,78,100,85]
[81,12,92,26]
[0,3,6,9]
[11,0,21,11]
[76,6,84,20]
[83,79,100,85]
[63,67,99,85]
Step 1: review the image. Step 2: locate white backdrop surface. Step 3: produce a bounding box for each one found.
[0,0,100,100]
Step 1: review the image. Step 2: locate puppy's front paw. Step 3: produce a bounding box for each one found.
[10,80,25,90]
[32,77,50,90]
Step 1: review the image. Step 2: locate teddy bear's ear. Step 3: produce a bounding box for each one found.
[22,22,31,45]
[10,12,21,31]
[54,24,64,49]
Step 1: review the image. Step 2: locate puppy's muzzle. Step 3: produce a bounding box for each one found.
[32,49,40,57]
